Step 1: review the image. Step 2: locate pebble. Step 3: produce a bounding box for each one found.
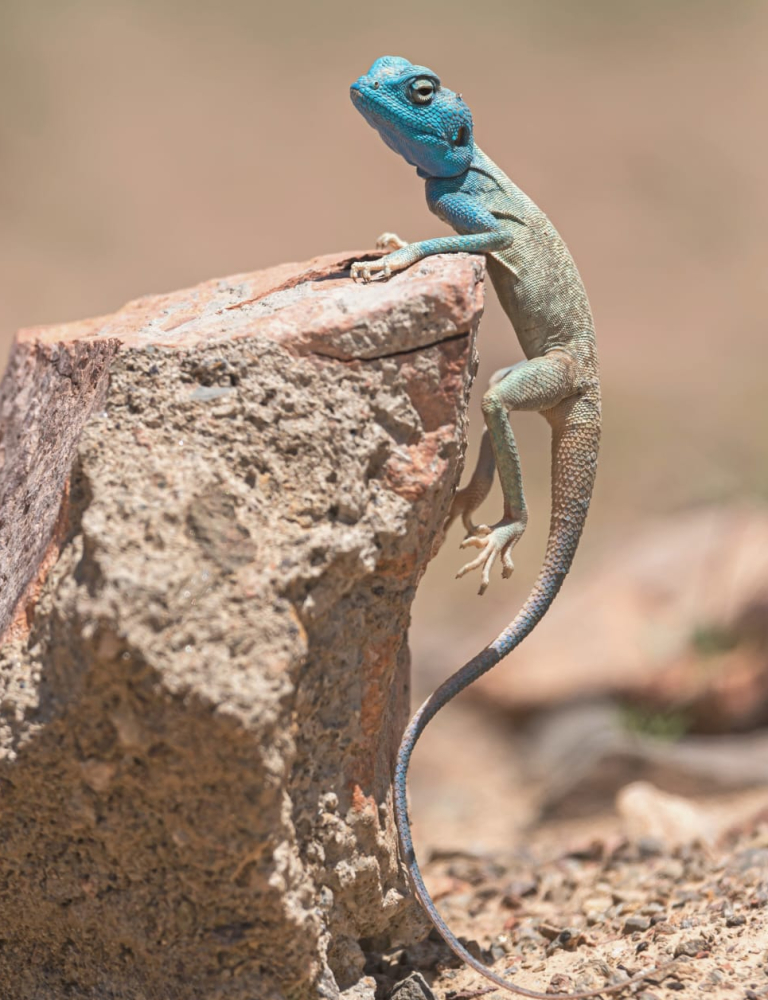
[637,835,666,857]
[489,942,506,962]
[504,877,538,898]
[674,937,708,958]
[623,915,651,933]
[641,901,667,915]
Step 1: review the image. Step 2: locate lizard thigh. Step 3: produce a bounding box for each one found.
[481,350,580,415]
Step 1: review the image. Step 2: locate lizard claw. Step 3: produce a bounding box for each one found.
[350,259,393,283]
[456,520,525,595]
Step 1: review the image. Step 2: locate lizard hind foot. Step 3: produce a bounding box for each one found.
[456,521,525,595]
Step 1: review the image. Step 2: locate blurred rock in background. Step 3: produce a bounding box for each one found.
[472,505,768,734]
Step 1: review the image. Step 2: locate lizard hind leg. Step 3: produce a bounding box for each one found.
[447,428,495,535]
[458,351,580,594]
[447,362,526,535]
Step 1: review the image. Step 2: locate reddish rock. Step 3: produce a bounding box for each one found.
[0,250,484,999]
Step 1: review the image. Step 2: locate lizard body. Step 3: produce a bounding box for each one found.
[349,58,663,998]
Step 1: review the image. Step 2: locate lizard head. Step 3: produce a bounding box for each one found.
[350,56,474,179]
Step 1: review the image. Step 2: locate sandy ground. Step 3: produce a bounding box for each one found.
[368,761,768,998]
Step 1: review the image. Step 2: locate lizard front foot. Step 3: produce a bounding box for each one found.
[350,248,410,284]
[351,234,409,281]
[456,519,526,595]
[350,259,393,283]
[375,232,408,251]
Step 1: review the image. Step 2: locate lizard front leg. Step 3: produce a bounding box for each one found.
[459,351,580,594]
[351,202,515,283]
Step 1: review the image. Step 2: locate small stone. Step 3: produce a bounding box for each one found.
[641,901,666,916]
[461,939,483,962]
[725,913,746,927]
[674,937,708,958]
[650,921,676,934]
[547,974,574,994]
[637,835,666,857]
[503,877,538,899]
[386,973,436,1000]
[623,915,651,933]
[583,894,613,913]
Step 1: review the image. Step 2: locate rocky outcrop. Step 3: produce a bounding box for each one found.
[0,251,484,999]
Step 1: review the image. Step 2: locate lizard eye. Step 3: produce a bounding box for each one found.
[409,78,436,105]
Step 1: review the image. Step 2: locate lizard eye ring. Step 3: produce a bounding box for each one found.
[408,78,436,104]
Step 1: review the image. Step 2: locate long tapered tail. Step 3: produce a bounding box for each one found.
[393,397,672,998]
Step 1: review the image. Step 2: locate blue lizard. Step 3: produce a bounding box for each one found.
[350,57,670,999]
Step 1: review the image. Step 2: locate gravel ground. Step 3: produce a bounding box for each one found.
[363,805,768,999]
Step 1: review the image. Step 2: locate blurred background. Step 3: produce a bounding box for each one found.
[2,0,766,853]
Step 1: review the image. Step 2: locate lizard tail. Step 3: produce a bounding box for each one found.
[393,399,671,997]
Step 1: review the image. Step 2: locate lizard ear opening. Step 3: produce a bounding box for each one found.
[453,125,470,147]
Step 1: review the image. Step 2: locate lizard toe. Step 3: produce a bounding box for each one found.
[456,521,525,589]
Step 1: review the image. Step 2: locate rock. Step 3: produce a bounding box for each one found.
[673,937,709,958]
[616,781,717,848]
[0,251,484,999]
[529,699,768,819]
[340,975,378,1000]
[470,506,768,732]
[622,915,651,934]
[385,972,436,999]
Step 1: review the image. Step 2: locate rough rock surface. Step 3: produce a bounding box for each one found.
[0,250,484,999]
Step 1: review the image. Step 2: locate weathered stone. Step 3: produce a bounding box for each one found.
[0,251,484,999]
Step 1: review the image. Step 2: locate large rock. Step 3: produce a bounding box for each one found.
[0,251,484,999]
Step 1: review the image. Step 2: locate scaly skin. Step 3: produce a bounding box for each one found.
[349,58,668,998]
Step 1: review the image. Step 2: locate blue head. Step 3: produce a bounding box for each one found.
[350,56,474,179]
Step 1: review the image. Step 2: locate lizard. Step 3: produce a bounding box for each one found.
[348,57,672,998]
